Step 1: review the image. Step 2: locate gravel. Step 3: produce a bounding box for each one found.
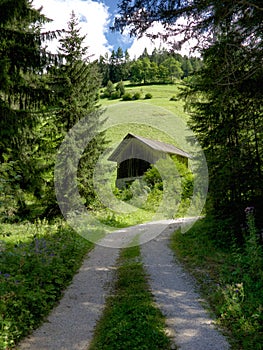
[140,220,230,350]
[17,245,120,350]
[17,219,230,350]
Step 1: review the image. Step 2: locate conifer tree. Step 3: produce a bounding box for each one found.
[0,0,59,217]
[184,34,263,229]
[52,11,105,213]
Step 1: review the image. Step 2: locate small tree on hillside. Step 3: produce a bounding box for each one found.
[104,80,115,98]
[116,81,125,96]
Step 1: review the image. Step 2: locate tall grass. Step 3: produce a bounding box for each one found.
[170,215,263,349]
[0,219,93,349]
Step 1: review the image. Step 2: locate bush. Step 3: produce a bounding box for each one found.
[132,92,141,100]
[170,95,178,101]
[100,92,108,99]
[143,165,162,190]
[144,93,153,99]
[110,91,121,100]
[114,186,133,201]
[116,81,125,96]
[105,80,114,96]
[122,93,133,101]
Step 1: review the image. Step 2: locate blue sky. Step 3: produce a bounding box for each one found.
[32,0,194,59]
[92,0,134,53]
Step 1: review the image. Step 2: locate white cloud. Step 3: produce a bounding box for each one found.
[32,0,113,58]
[128,37,162,60]
[32,0,198,60]
[128,36,198,59]
[127,19,199,59]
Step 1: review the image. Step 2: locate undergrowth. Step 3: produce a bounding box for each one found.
[170,213,263,349]
[89,242,173,350]
[0,219,93,349]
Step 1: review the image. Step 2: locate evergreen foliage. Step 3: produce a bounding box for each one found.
[48,11,105,213]
[114,0,263,57]
[98,47,131,85]
[0,0,60,217]
[0,6,105,220]
[184,34,263,229]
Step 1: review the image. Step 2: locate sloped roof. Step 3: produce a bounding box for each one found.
[108,133,191,162]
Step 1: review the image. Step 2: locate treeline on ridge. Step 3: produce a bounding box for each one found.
[98,47,202,86]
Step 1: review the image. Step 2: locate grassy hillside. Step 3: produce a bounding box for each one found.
[99,83,192,154]
[90,84,200,229]
[98,83,193,165]
[100,82,187,117]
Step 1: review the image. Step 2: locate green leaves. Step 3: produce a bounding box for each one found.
[0,220,93,348]
[171,216,263,349]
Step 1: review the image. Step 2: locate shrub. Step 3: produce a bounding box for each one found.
[122,93,133,101]
[110,91,121,100]
[143,165,162,190]
[100,92,108,99]
[132,92,141,100]
[144,93,153,99]
[170,95,178,101]
[116,81,125,96]
[114,186,133,201]
[105,80,114,95]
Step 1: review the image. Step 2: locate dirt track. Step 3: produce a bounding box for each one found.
[17,219,230,350]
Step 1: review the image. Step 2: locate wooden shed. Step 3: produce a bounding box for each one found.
[108,133,191,188]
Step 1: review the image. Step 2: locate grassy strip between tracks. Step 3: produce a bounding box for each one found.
[89,241,174,350]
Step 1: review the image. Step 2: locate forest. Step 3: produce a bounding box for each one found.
[98,47,202,85]
[0,0,263,348]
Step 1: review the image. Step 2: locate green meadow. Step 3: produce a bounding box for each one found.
[90,83,201,230]
[100,82,187,116]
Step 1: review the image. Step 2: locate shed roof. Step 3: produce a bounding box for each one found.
[108,133,191,162]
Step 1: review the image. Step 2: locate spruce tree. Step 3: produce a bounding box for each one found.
[0,0,59,217]
[53,11,105,213]
[185,33,263,230]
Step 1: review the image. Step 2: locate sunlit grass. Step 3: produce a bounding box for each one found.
[89,243,173,350]
[170,217,263,349]
[0,220,93,349]
[100,82,188,118]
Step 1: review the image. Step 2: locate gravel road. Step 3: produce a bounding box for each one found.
[17,219,230,350]
[17,245,120,350]
[140,220,230,350]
